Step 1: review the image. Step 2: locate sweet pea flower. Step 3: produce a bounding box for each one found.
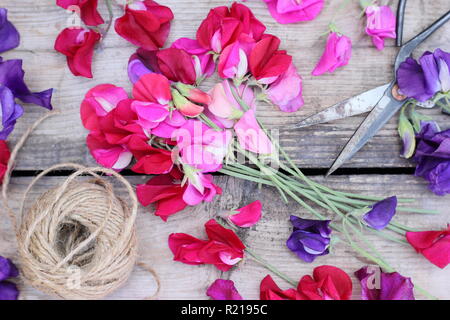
[183,167,222,206]
[196,3,265,53]
[249,34,292,84]
[262,0,325,24]
[355,266,415,300]
[266,63,304,112]
[286,215,331,262]
[0,58,53,110]
[397,49,450,102]
[207,81,255,129]
[260,265,353,300]
[0,85,23,140]
[86,131,133,171]
[0,8,20,53]
[0,256,19,300]
[406,225,450,269]
[413,122,450,195]
[174,120,232,173]
[172,38,216,82]
[363,196,397,230]
[80,84,128,131]
[136,168,188,221]
[0,140,10,185]
[228,200,262,228]
[365,5,396,51]
[169,219,246,271]
[234,109,273,155]
[172,89,204,118]
[54,27,101,78]
[115,0,173,50]
[218,38,254,80]
[175,83,212,106]
[157,48,197,85]
[311,32,352,76]
[56,0,104,26]
[206,279,243,300]
[127,135,173,175]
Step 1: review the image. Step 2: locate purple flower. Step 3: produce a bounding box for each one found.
[0,85,23,139]
[206,279,243,300]
[0,8,20,54]
[414,122,450,196]
[355,266,414,300]
[0,256,19,300]
[286,215,331,263]
[363,196,397,230]
[397,49,450,102]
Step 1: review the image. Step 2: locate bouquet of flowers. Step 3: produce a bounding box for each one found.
[77,1,449,299]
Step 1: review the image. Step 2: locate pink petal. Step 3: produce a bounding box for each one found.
[265,0,325,24]
[312,32,352,76]
[234,109,274,154]
[206,279,243,300]
[267,63,304,112]
[229,200,262,227]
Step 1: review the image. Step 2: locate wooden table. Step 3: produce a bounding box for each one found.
[1,0,449,300]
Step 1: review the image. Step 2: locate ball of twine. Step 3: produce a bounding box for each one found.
[1,112,145,300]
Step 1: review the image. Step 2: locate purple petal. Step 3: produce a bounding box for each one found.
[206,279,243,300]
[286,231,329,262]
[355,266,380,300]
[0,8,20,54]
[0,59,53,109]
[397,57,433,102]
[0,281,19,300]
[434,49,450,92]
[0,85,24,140]
[380,272,415,300]
[363,196,397,230]
[0,256,19,281]
[289,215,331,237]
[427,161,450,196]
[419,51,441,96]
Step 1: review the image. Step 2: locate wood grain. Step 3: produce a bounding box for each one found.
[1,0,449,170]
[1,175,449,300]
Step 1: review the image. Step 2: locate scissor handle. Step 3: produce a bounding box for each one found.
[396,0,407,46]
[395,9,450,70]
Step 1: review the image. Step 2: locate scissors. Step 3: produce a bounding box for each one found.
[292,0,450,176]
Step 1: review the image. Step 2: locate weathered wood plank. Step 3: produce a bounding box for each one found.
[1,0,449,170]
[1,175,449,300]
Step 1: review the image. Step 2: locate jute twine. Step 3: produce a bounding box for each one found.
[1,112,159,300]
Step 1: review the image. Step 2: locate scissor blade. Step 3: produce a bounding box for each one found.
[291,84,390,129]
[327,85,405,176]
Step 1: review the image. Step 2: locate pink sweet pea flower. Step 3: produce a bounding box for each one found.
[86,131,133,171]
[266,63,304,112]
[207,279,243,300]
[218,38,254,80]
[183,168,222,206]
[174,120,232,173]
[406,225,450,269]
[207,81,255,129]
[263,0,325,24]
[80,84,128,131]
[234,109,274,155]
[365,5,396,51]
[312,32,352,76]
[228,200,262,228]
[171,38,215,82]
[132,73,172,105]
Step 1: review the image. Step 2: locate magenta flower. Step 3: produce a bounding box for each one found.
[0,256,19,300]
[262,0,325,24]
[312,32,352,76]
[355,266,415,300]
[266,63,304,112]
[218,39,255,80]
[206,279,243,300]
[363,196,397,230]
[228,200,262,228]
[286,215,332,262]
[182,169,222,206]
[365,5,396,51]
[234,109,274,155]
[0,8,20,53]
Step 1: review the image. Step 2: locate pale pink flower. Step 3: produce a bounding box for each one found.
[267,63,304,112]
[234,109,273,155]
